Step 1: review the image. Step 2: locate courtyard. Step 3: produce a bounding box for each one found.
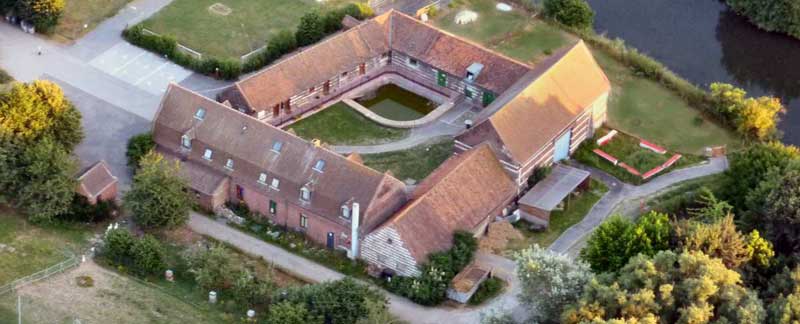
[286,103,410,146]
[139,0,351,59]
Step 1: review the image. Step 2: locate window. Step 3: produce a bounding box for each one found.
[308,86,314,94]
[181,135,191,149]
[225,159,234,170]
[194,108,206,120]
[269,200,277,215]
[313,159,326,172]
[300,214,308,228]
[408,58,418,67]
[464,88,473,98]
[203,149,213,160]
[341,205,350,219]
[271,141,283,153]
[258,173,268,184]
[342,71,348,77]
[300,187,311,202]
[270,178,280,190]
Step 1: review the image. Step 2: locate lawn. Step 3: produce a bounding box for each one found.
[287,102,409,145]
[506,179,608,252]
[54,0,132,41]
[361,139,455,183]
[0,207,90,284]
[434,0,741,154]
[140,0,349,59]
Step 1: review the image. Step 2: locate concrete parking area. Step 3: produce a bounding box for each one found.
[89,42,192,96]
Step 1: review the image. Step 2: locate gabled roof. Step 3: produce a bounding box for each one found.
[519,164,590,211]
[77,160,117,198]
[153,84,408,229]
[466,40,611,164]
[230,10,531,112]
[381,144,516,262]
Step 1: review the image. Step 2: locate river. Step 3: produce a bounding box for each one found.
[586,0,800,145]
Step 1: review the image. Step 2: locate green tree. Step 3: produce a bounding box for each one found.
[766,266,800,324]
[267,302,310,324]
[126,132,155,170]
[103,228,136,264]
[279,278,376,324]
[581,212,671,273]
[562,250,766,324]
[295,11,325,47]
[725,0,800,39]
[231,269,274,307]
[688,188,733,223]
[18,0,65,32]
[186,244,236,291]
[543,0,595,29]
[764,170,800,255]
[0,80,83,151]
[13,137,78,223]
[724,142,800,211]
[675,215,754,269]
[123,151,191,229]
[516,245,592,324]
[709,82,784,140]
[131,234,166,276]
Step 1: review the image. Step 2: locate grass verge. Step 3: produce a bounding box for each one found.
[287,103,409,146]
[506,179,608,252]
[361,139,454,182]
[54,0,131,41]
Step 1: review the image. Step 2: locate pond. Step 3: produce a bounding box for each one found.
[587,0,800,145]
[356,84,438,121]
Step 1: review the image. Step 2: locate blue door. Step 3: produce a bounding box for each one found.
[553,130,572,162]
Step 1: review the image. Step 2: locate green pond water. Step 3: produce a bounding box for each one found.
[356,84,437,121]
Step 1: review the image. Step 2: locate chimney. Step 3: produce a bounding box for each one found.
[348,202,360,260]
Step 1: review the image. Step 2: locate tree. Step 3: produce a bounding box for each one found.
[231,269,274,307]
[766,266,800,324]
[543,0,595,29]
[723,142,800,211]
[123,151,191,229]
[764,170,800,255]
[186,244,237,291]
[268,302,310,324]
[675,215,754,269]
[581,212,671,273]
[104,228,136,264]
[737,96,784,141]
[131,234,166,276]
[710,82,747,120]
[17,0,65,32]
[278,278,375,324]
[688,188,733,223]
[0,80,83,151]
[515,245,592,324]
[562,250,766,324]
[12,137,78,223]
[125,132,155,170]
[725,0,800,39]
[295,11,325,47]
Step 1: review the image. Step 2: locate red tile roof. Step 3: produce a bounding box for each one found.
[76,160,117,199]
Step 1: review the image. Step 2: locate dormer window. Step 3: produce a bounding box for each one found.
[466,72,475,82]
[270,178,280,190]
[194,108,206,120]
[313,160,326,173]
[203,148,213,160]
[271,141,283,154]
[300,187,311,202]
[341,205,350,219]
[181,135,191,149]
[465,62,484,84]
[408,58,418,68]
[258,173,267,184]
[225,159,234,170]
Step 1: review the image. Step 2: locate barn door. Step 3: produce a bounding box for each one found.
[553,130,572,162]
[436,70,447,87]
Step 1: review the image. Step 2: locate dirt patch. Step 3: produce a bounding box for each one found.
[479,221,524,254]
[208,3,233,16]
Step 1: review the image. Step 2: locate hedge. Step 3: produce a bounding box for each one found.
[123,3,373,80]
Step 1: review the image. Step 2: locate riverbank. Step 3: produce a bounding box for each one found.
[723,0,800,41]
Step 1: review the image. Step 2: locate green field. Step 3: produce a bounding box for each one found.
[507,179,608,252]
[434,0,741,155]
[141,0,346,58]
[362,139,454,183]
[54,0,132,41]
[287,103,409,145]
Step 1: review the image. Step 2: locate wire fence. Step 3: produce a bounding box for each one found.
[0,253,79,296]
[140,27,204,60]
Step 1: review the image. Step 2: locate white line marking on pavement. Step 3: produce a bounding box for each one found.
[133,61,169,85]
[109,51,145,75]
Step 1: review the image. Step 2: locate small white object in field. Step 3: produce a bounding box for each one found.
[454,10,478,25]
[496,3,513,12]
[421,13,429,22]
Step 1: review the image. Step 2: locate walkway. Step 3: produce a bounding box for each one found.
[548,156,729,257]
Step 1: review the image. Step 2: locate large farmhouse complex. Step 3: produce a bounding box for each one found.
[153,10,610,277]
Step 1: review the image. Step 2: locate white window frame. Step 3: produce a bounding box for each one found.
[341,205,350,219]
[194,108,206,120]
[300,187,311,202]
[300,214,308,228]
[258,173,268,184]
[203,149,213,161]
[270,178,280,190]
[181,135,191,149]
[271,141,283,154]
[313,160,326,173]
[225,159,234,170]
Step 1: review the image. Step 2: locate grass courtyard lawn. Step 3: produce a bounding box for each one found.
[435,0,741,154]
[0,207,90,284]
[54,0,132,41]
[506,179,608,253]
[140,0,349,58]
[287,102,409,145]
[362,139,454,183]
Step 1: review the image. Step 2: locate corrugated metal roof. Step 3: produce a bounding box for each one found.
[519,164,590,211]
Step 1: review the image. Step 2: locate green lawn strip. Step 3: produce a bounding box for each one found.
[54,0,132,41]
[646,173,726,217]
[467,277,505,305]
[361,139,455,182]
[287,103,409,146]
[0,210,90,284]
[506,179,608,252]
[494,22,569,62]
[141,0,323,58]
[435,0,530,44]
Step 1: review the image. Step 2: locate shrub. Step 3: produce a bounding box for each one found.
[103,228,136,264]
[543,0,594,29]
[76,275,94,288]
[59,194,116,223]
[131,234,167,276]
[468,277,504,305]
[186,244,237,291]
[0,68,11,84]
[268,301,309,324]
[126,132,155,171]
[296,11,325,47]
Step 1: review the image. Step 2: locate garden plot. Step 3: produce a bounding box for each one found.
[592,129,682,180]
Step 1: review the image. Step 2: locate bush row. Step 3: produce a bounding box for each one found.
[122,3,373,80]
[103,228,167,276]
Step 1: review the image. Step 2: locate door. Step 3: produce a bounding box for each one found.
[235,185,244,200]
[326,232,335,249]
[359,63,366,75]
[553,130,572,162]
[323,81,330,95]
[482,91,495,107]
[436,70,447,87]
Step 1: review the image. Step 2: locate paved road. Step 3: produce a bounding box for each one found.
[548,156,730,256]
